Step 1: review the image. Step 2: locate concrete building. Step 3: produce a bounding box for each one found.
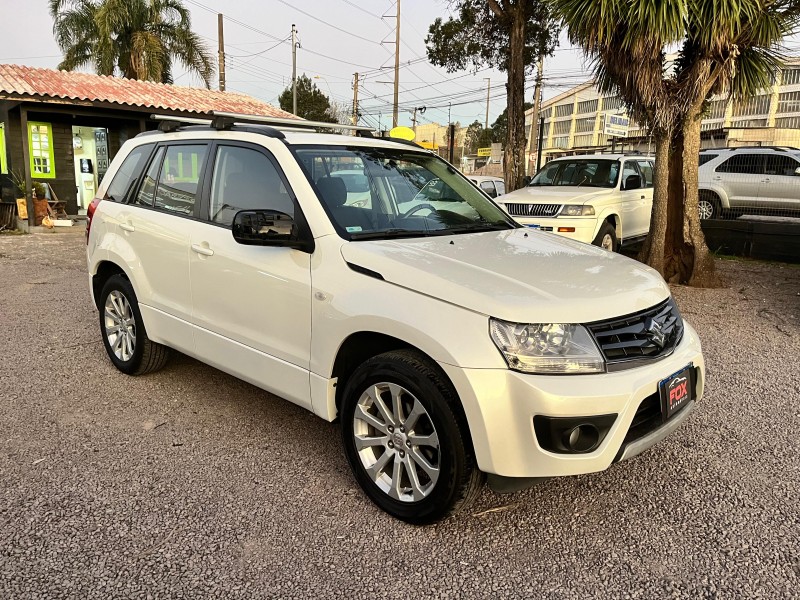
[524,60,800,169]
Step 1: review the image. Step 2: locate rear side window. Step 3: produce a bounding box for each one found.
[134,147,165,207]
[105,144,152,202]
[636,160,654,188]
[698,153,718,166]
[495,181,505,195]
[208,145,294,227]
[716,154,763,174]
[765,154,800,176]
[154,145,208,215]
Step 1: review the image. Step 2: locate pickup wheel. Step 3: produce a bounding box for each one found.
[99,275,171,375]
[698,191,722,220]
[340,350,483,524]
[592,222,618,252]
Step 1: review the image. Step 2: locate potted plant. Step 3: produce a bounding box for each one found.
[32,181,49,226]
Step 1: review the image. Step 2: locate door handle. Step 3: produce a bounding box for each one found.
[761,178,770,183]
[119,222,135,232]
[640,195,646,199]
[191,243,214,257]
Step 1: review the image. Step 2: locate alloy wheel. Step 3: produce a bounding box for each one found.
[601,233,614,251]
[698,199,714,220]
[352,382,440,502]
[104,290,136,362]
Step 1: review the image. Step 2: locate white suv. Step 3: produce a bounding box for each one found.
[86,116,704,523]
[698,147,800,219]
[498,154,654,251]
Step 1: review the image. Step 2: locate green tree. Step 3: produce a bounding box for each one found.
[491,102,533,143]
[426,0,558,191]
[50,0,215,87]
[279,74,337,122]
[551,0,800,286]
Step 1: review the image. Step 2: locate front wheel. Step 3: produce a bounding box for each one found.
[340,350,483,524]
[698,192,721,220]
[592,222,618,252]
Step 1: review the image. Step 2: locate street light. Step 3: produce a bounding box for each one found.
[313,75,334,99]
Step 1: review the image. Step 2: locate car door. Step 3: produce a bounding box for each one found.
[619,160,646,237]
[713,153,763,208]
[479,180,498,198]
[761,154,800,210]
[189,141,313,410]
[636,159,655,234]
[111,142,209,354]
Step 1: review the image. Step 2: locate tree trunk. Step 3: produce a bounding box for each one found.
[503,3,527,192]
[638,129,670,276]
[527,53,545,175]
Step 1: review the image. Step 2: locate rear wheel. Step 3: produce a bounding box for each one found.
[340,350,483,524]
[99,275,171,375]
[592,222,618,252]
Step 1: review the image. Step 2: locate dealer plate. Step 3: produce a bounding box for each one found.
[525,224,540,229]
[659,364,694,420]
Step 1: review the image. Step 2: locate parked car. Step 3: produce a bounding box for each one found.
[86,120,704,523]
[497,154,654,251]
[698,147,800,219]
[467,175,505,198]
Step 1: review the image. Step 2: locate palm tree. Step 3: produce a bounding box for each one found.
[50,0,215,88]
[550,0,800,286]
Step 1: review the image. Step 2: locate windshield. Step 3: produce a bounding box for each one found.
[529,159,620,188]
[294,145,516,240]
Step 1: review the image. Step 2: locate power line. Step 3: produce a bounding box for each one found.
[275,0,389,47]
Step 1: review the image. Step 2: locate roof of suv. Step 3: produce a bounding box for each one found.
[699,146,800,153]
[547,153,653,161]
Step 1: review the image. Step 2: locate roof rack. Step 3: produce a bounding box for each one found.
[701,145,800,152]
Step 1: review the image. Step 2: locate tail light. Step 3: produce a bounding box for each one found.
[86,196,102,244]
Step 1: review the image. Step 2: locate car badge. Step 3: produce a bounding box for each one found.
[644,317,666,348]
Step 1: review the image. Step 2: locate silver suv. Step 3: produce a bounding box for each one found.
[698,147,800,219]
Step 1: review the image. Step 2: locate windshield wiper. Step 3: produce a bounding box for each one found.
[349,228,436,240]
[445,222,512,234]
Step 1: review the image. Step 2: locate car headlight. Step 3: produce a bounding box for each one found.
[560,204,595,216]
[489,319,604,374]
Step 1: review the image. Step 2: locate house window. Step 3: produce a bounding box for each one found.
[28,122,56,179]
[0,123,7,174]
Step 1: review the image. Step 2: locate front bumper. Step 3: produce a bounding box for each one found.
[439,321,704,479]
[511,215,596,244]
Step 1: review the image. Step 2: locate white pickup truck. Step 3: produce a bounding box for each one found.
[499,154,655,251]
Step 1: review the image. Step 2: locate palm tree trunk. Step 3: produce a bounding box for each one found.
[638,129,670,275]
[503,2,527,192]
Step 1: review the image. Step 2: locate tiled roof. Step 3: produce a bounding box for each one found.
[0,63,295,118]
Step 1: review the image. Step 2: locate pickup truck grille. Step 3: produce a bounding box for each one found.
[587,298,683,370]
[504,203,562,217]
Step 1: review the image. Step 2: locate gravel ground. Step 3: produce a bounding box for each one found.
[1,230,799,599]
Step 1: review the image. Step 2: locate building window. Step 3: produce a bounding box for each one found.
[0,123,7,174]
[782,68,800,86]
[28,122,56,179]
[575,117,595,133]
[775,116,800,129]
[730,118,768,128]
[777,90,800,114]
[602,96,623,111]
[551,136,569,148]
[732,94,771,117]
[577,98,598,114]
[552,120,571,135]
[707,100,727,120]
[554,103,574,118]
[573,134,594,147]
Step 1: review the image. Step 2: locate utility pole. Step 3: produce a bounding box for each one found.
[217,13,225,91]
[484,77,491,129]
[352,72,359,134]
[411,107,417,131]
[527,53,545,174]
[392,0,401,128]
[291,24,298,115]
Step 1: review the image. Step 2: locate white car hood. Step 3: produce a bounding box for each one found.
[340,229,669,323]
[501,186,614,204]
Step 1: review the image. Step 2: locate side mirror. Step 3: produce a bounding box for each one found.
[623,174,642,190]
[522,176,532,186]
[232,210,312,251]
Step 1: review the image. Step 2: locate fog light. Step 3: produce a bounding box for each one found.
[562,424,600,452]
[558,227,576,233]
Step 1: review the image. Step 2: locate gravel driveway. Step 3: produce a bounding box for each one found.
[1,230,798,599]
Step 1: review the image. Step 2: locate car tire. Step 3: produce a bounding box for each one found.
[98,274,171,375]
[340,349,484,524]
[592,222,618,252]
[698,191,722,220]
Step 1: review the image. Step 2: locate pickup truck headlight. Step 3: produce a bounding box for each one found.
[560,205,595,216]
[489,319,604,374]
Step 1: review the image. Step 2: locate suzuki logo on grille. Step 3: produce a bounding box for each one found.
[644,317,666,348]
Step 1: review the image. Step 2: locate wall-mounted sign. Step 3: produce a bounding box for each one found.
[94,128,109,182]
[603,114,630,138]
[477,147,492,156]
[80,158,93,174]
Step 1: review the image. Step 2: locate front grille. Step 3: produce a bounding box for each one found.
[587,298,683,370]
[505,203,562,217]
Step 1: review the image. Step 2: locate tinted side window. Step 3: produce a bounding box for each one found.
[716,154,763,174]
[698,153,718,166]
[480,180,497,196]
[765,154,800,176]
[209,145,294,227]
[106,144,151,202]
[154,145,208,215]
[621,161,641,187]
[636,160,654,188]
[495,181,505,195]
[134,147,165,207]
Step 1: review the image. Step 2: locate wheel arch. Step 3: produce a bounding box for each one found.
[92,260,130,308]
[699,185,729,208]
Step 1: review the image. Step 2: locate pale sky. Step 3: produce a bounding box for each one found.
[0,0,593,129]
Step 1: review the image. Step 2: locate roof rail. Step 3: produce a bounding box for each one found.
[209,110,375,134]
